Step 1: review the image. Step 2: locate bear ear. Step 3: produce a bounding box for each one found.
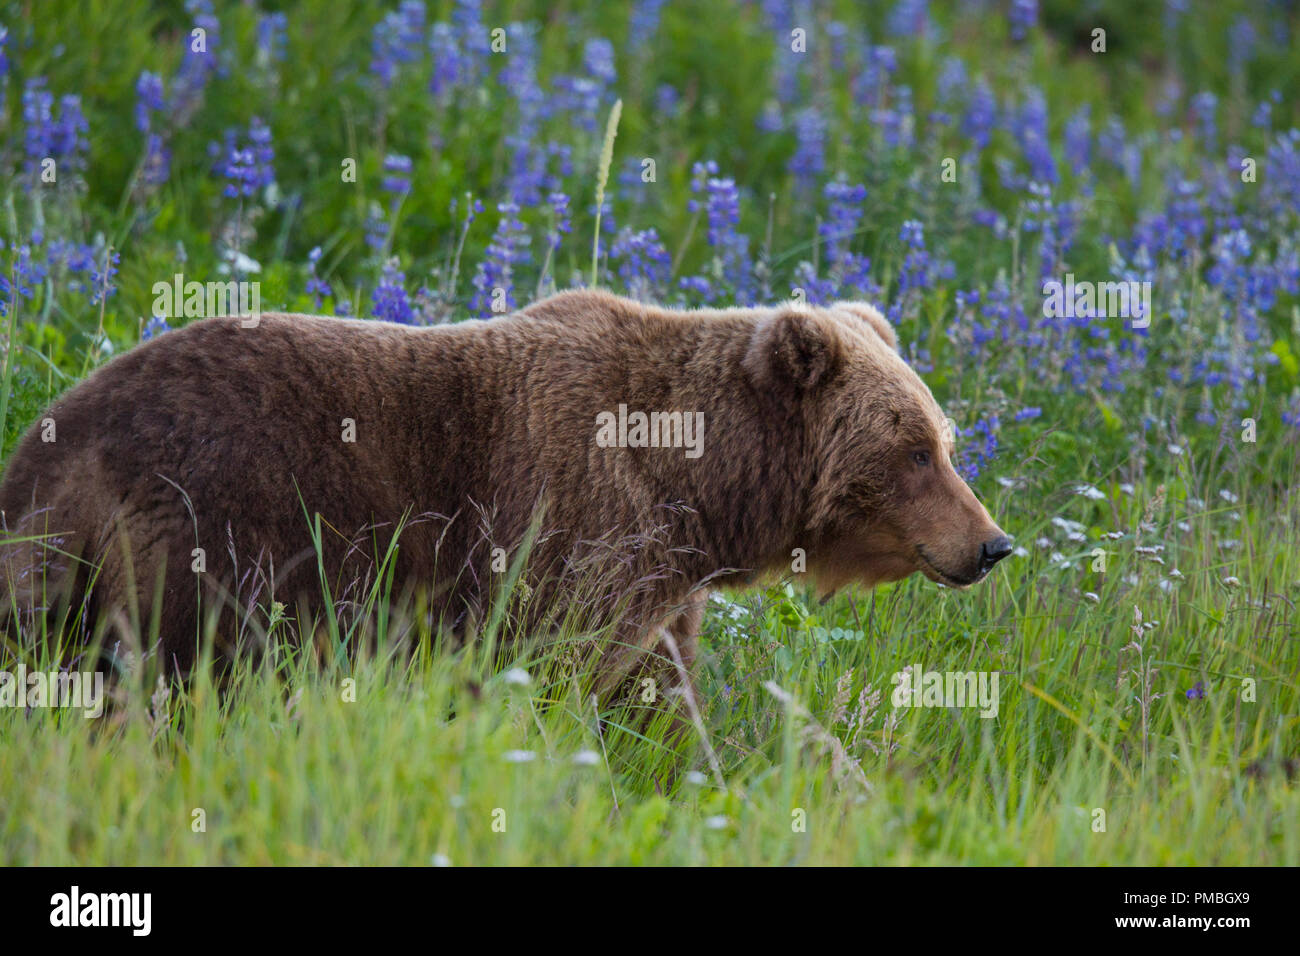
[832,301,897,351]
[744,308,843,394]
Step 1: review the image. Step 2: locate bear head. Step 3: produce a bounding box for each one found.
[744,300,1012,593]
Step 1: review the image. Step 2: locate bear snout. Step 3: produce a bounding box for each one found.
[915,523,1011,587]
[978,535,1014,573]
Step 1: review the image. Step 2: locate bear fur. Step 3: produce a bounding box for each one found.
[0,289,1007,709]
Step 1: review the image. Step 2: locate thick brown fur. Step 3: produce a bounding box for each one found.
[0,289,1007,712]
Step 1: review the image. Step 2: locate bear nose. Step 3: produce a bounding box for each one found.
[979,535,1013,571]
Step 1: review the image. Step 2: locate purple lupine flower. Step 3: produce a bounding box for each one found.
[1023,182,1080,277]
[364,205,389,252]
[552,39,616,131]
[48,237,96,296]
[135,71,165,132]
[447,192,486,291]
[617,156,652,203]
[820,179,868,265]
[219,147,256,198]
[1009,0,1037,42]
[629,0,668,39]
[537,141,572,196]
[981,276,1031,346]
[584,37,616,86]
[143,315,172,339]
[370,17,400,87]
[1185,681,1206,700]
[170,0,222,125]
[936,56,967,106]
[887,0,929,38]
[256,12,288,64]
[874,84,914,149]
[371,0,426,88]
[552,73,604,132]
[451,193,485,224]
[429,1,487,95]
[589,196,616,239]
[611,227,670,301]
[471,200,531,316]
[1191,91,1218,146]
[952,287,982,348]
[1064,104,1091,176]
[798,179,877,304]
[248,116,274,185]
[700,172,749,277]
[1195,399,1217,427]
[381,153,413,198]
[1166,178,1207,258]
[789,107,826,189]
[395,1,426,56]
[306,246,332,310]
[682,161,752,303]
[51,94,90,172]
[1251,97,1273,130]
[1097,116,1141,186]
[1155,74,1184,119]
[772,32,802,107]
[854,46,897,108]
[429,23,465,96]
[90,248,120,305]
[963,78,996,149]
[756,0,788,31]
[1206,229,1252,297]
[792,262,836,308]
[497,22,543,111]
[1228,16,1256,75]
[21,80,90,180]
[21,78,54,176]
[827,20,851,72]
[757,101,783,133]
[1260,128,1300,222]
[1012,87,1057,185]
[454,0,490,60]
[546,191,571,251]
[678,275,711,299]
[655,84,681,119]
[212,118,275,199]
[687,161,720,220]
[0,243,46,316]
[1284,394,1300,429]
[499,24,547,205]
[372,258,414,323]
[891,219,948,319]
[956,414,1000,481]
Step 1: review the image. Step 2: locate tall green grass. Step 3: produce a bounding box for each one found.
[2,445,1295,865]
[1,0,1297,866]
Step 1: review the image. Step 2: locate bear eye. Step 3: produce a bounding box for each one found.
[912,450,931,467]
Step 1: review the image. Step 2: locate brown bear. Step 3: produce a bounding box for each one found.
[0,289,1010,712]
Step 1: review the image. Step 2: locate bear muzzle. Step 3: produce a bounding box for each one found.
[916,531,1011,588]
[978,535,1014,573]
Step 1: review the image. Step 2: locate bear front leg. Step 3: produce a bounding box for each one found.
[626,590,709,744]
